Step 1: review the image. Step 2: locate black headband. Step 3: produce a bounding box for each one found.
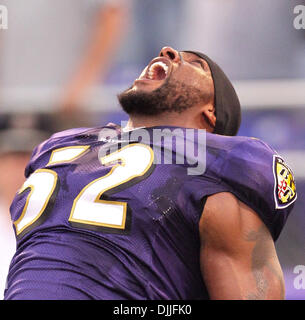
[183,51,241,136]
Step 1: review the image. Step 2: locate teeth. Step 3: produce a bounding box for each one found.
[148,70,153,79]
[147,61,169,79]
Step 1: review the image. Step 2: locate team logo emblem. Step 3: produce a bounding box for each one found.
[273,155,297,209]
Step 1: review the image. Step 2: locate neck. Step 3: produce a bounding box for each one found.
[125,111,208,131]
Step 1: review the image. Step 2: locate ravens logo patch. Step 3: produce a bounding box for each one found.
[273,155,297,209]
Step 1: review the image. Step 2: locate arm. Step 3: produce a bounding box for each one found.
[199,192,285,300]
[60,3,128,113]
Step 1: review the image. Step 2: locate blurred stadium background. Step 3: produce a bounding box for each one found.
[0,0,304,299]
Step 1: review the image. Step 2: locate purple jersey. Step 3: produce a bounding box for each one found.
[4,125,297,300]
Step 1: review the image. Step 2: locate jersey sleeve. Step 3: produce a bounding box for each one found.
[218,137,297,241]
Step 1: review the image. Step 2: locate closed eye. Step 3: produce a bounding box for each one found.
[191,60,205,70]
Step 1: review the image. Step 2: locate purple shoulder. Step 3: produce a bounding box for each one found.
[50,127,91,139]
[207,133,296,240]
[24,127,97,177]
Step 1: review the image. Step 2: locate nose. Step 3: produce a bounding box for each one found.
[159,46,181,62]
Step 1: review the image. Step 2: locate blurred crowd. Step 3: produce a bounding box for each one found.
[0,0,304,299]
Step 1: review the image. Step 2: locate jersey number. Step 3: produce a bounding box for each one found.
[14,144,154,237]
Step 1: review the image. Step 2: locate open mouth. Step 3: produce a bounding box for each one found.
[146,61,169,80]
[137,58,171,82]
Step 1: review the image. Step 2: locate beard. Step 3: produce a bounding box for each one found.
[117,78,211,116]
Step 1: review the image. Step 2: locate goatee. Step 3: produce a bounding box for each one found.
[118,79,210,116]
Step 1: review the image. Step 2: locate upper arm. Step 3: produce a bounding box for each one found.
[199,192,285,300]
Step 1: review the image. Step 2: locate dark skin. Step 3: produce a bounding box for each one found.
[126,46,285,299]
[200,192,285,300]
[125,47,216,131]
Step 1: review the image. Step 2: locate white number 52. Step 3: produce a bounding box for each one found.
[14,144,154,237]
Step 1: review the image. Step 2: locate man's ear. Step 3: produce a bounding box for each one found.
[202,104,216,130]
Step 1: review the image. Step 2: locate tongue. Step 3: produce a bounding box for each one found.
[152,65,166,80]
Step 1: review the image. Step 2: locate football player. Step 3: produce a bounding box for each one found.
[4,47,297,300]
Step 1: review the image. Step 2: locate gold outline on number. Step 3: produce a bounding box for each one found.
[68,143,154,230]
[14,169,58,235]
[47,145,90,166]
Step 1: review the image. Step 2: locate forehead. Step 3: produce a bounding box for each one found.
[180,51,211,73]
